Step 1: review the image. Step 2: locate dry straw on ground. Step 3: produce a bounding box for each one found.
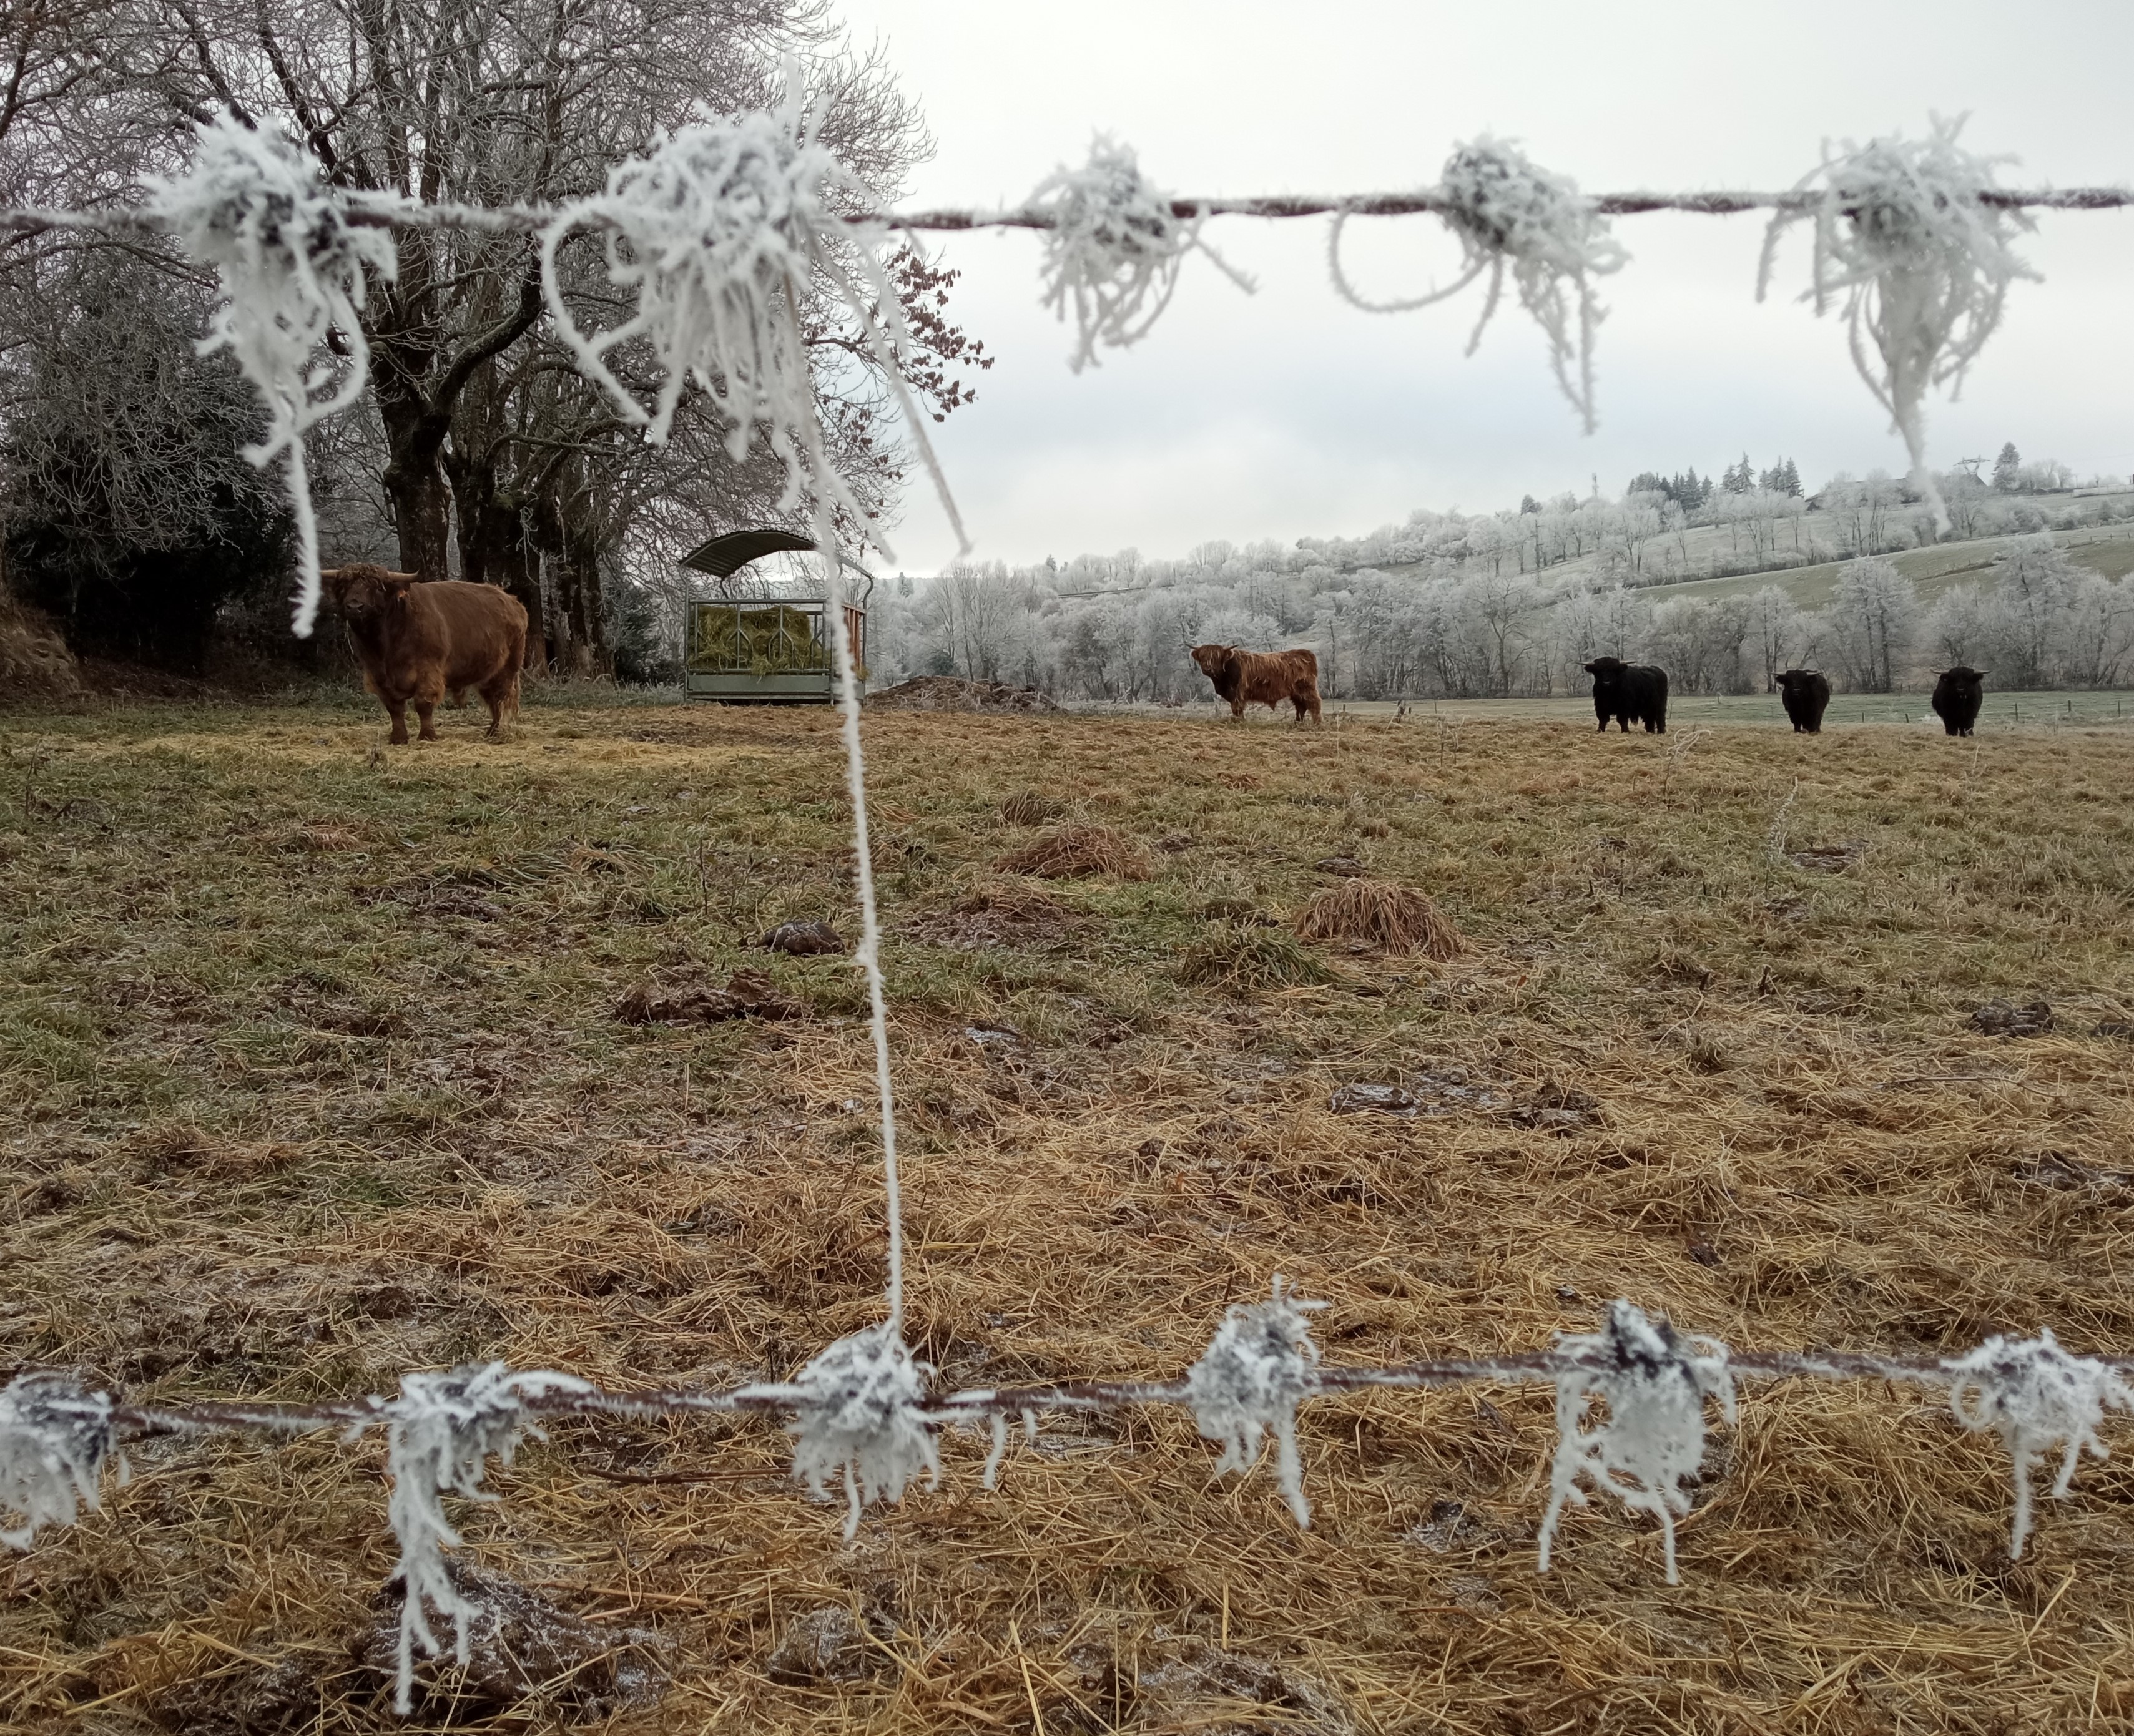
[993,821,1153,881]
[2,700,2133,1732]
[1295,876,1465,958]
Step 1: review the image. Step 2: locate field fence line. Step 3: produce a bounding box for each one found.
[6,1295,2131,1709]
[1,109,2128,624]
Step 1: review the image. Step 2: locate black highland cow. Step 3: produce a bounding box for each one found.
[1931,667,1985,737]
[1585,656,1669,733]
[1776,669,1832,733]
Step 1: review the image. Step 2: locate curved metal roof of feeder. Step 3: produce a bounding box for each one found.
[679,528,821,578]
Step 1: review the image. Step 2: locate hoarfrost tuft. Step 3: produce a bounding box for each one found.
[0,1372,114,1549]
[1538,1300,1734,1582]
[1184,1277,1325,1525]
[1758,115,2036,535]
[775,1323,940,1539]
[1944,1329,2134,1559]
[1331,136,1625,433]
[377,1363,590,1714]
[1028,137,1253,371]
[149,114,398,637]
[539,79,964,552]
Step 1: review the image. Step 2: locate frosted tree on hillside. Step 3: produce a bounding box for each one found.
[1986,536,2083,688]
[1826,557,1919,693]
[1994,443,2023,491]
[1743,585,1814,690]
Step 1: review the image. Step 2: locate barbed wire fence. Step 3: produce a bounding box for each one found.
[4,85,2134,1713]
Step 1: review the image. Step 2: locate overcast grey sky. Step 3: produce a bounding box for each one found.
[830,0,2134,575]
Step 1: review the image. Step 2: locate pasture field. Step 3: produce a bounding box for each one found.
[2,699,2133,1734]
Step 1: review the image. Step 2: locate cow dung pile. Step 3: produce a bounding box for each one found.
[1295,878,1465,959]
[995,823,1153,881]
[865,675,1061,714]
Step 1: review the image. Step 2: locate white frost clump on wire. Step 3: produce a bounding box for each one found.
[1027,136,1253,372]
[1759,115,2036,536]
[0,1373,116,1549]
[1944,1330,2134,1559]
[1184,1277,1325,1526]
[774,1322,940,1540]
[149,114,397,637]
[1538,1300,1734,1584]
[376,1363,589,1713]
[540,82,964,550]
[1330,137,1625,433]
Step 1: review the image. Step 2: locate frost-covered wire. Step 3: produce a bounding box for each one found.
[815,519,906,1327]
[1331,137,1626,432]
[2,1304,2131,1702]
[148,113,397,637]
[760,1322,940,1540]
[538,76,966,554]
[1184,1277,1326,1525]
[374,1363,591,1712]
[0,1372,115,1550]
[1538,1301,1736,1584]
[1758,116,2038,536]
[1027,137,1254,372]
[1944,1330,2134,1559]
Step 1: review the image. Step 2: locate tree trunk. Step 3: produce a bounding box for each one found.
[378,388,455,578]
[529,498,610,674]
[556,538,609,675]
[446,451,546,665]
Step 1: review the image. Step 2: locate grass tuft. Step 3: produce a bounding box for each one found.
[994,823,1153,881]
[1294,877,1464,958]
[1178,921,1330,994]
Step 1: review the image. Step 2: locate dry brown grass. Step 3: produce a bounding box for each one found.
[993,821,1153,881]
[1294,876,1465,959]
[1,700,2133,1732]
[997,788,1065,828]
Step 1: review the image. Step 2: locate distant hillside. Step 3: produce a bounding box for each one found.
[1621,527,2134,612]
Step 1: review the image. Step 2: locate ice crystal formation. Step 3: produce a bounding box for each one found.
[1184,1277,1326,1525]
[1759,116,2036,534]
[1538,1301,1736,1583]
[1028,136,1252,371]
[150,114,397,635]
[1944,1329,2134,1559]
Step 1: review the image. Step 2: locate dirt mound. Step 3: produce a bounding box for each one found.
[866,675,1060,714]
[0,596,80,706]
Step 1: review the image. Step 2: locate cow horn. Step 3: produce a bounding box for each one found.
[386,570,418,581]
[318,567,341,579]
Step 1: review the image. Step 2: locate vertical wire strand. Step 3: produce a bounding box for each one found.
[815,504,903,1330]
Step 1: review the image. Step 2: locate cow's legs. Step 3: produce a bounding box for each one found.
[414,700,439,740]
[383,697,411,745]
[1230,699,1247,719]
[480,670,518,737]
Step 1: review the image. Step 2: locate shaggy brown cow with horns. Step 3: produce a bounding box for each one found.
[1190,643,1324,725]
[320,565,528,743]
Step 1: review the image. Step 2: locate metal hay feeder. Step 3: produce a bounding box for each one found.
[679,530,872,706]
